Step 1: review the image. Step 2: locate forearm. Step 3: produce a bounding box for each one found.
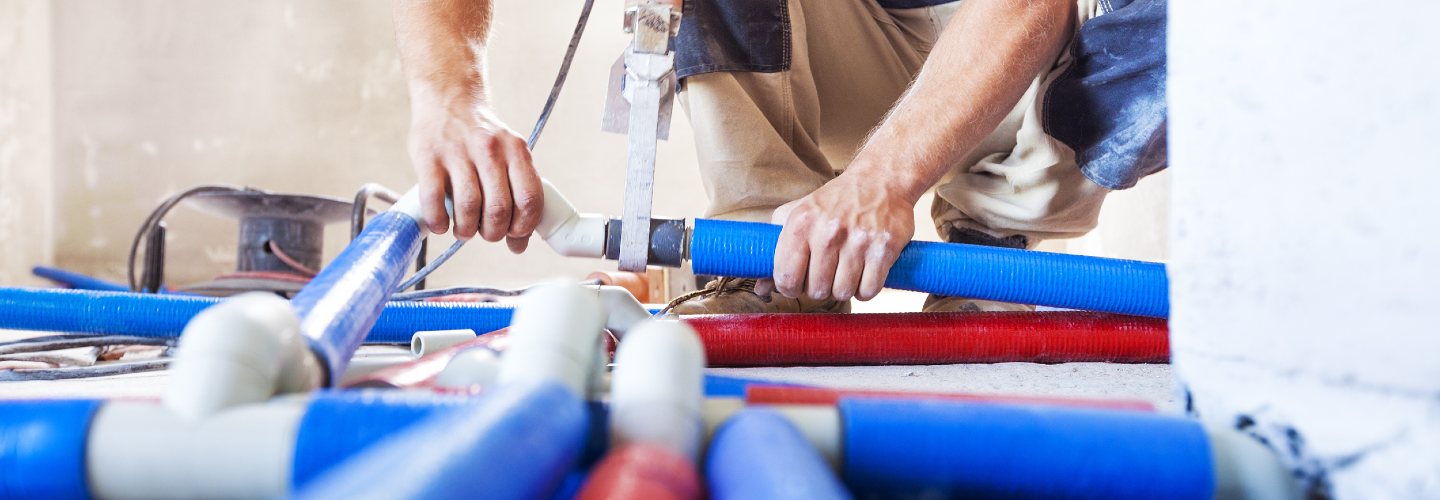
[848,0,1075,202]
[393,0,494,112]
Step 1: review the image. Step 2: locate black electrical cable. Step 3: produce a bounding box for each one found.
[126,185,258,292]
[0,359,172,382]
[389,279,603,301]
[396,0,596,292]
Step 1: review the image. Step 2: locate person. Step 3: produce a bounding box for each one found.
[391,0,1167,314]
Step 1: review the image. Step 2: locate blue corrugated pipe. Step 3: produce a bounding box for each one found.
[0,287,513,343]
[0,399,102,500]
[689,219,1170,318]
[31,266,131,292]
[707,409,852,500]
[290,211,424,384]
[840,398,1214,499]
[290,390,471,489]
[296,381,589,500]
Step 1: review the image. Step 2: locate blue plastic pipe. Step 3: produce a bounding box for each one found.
[31,266,131,292]
[689,219,1170,318]
[290,390,471,489]
[0,399,102,500]
[295,381,589,500]
[0,287,513,343]
[707,409,852,500]
[290,211,424,384]
[839,398,1214,499]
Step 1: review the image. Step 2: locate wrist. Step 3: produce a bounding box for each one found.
[844,156,932,205]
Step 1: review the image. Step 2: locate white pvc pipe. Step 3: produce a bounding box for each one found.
[1207,427,1303,500]
[410,329,477,357]
[536,179,608,258]
[609,319,706,461]
[496,281,607,395]
[163,293,320,422]
[87,400,308,500]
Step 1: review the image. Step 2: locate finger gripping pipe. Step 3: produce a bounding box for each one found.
[689,219,1169,318]
[290,211,424,383]
[688,311,1169,366]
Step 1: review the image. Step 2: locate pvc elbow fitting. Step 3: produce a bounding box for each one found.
[536,179,607,258]
[595,285,651,337]
[609,319,707,461]
[434,347,503,391]
[164,293,319,421]
[497,282,607,395]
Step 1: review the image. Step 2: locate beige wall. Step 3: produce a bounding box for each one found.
[0,0,54,286]
[8,0,1165,293]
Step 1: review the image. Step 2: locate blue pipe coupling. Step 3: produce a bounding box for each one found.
[688,219,1169,317]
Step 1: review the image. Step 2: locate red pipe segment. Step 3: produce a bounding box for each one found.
[745,386,1155,412]
[577,444,701,500]
[686,312,1169,367]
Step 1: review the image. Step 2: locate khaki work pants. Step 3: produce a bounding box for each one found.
[678,0,1110,246]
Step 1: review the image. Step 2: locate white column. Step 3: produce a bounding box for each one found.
[1170,2,1440,497]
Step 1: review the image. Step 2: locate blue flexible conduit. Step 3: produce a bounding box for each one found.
[0,288,513,343]
[839,398,1215,499]
[0,399,102,500]
[31,266,131,292]
[290,211,424,384]
[689,219,1170,318]
[295,381,588,500]
[291,390,471,490]
[707,409,853,500]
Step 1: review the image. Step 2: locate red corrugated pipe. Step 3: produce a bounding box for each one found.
[687,312,1169,367]
[745,386,1155,412]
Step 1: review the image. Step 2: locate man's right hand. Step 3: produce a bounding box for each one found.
[407,90,543,254]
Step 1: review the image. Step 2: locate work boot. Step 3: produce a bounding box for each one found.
[922,227,1036,313]
[665,277,851,315]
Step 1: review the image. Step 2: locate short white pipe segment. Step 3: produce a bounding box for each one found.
[434,346,503,390]
[609,319,707,461]
[701,400,842,469]
[410,329,478,357]
[536,179,608,258]
[163,293,320,421]
[496,282,607,395]
[87,400,309,500]
[1207,427,1303,500]
[337,352,417,386]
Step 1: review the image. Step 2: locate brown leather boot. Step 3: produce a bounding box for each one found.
[665,278,851,315]
[922,227,1036,313]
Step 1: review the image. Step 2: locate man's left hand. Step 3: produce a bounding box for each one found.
[766,175,916,302]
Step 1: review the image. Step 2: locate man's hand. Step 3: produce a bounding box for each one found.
[407,93,542,253]
[762,0,1073,302]
[394,0,541,253]
[768,174,915,302]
